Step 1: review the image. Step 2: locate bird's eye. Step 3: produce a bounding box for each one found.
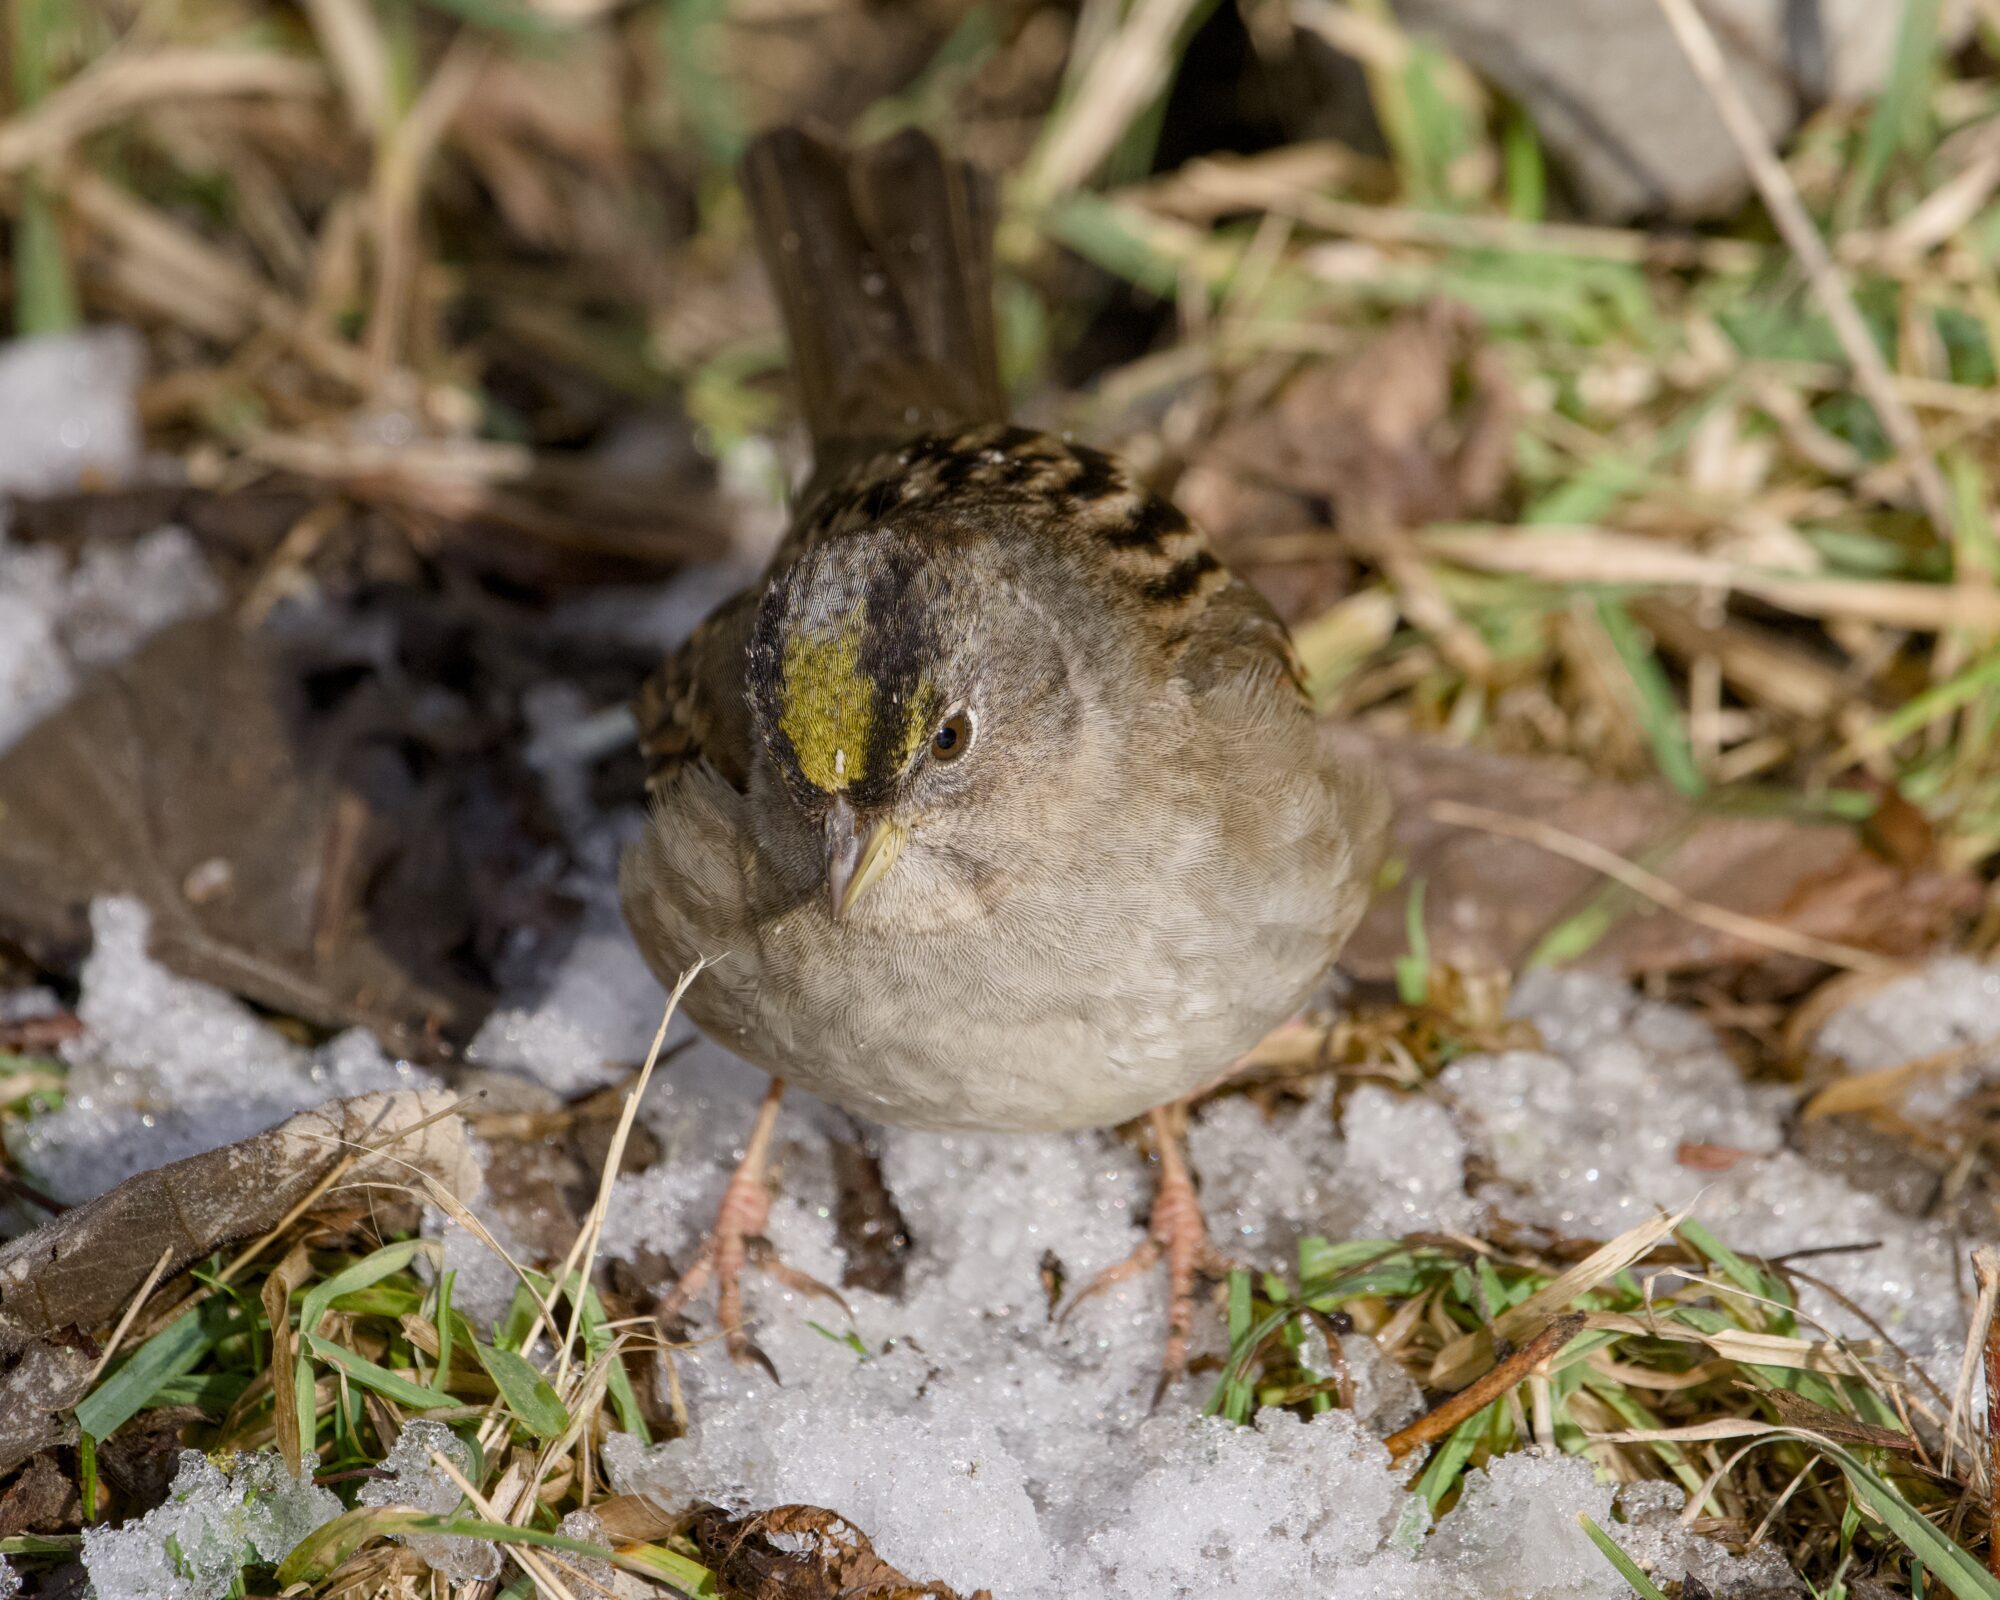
[931,709,972,762]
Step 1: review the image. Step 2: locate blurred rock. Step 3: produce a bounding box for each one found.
[1390,0,1972,219]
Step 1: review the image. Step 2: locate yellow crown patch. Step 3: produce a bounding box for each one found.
[777,623,939,791]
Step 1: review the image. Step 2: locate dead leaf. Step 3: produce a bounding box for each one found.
[0,1012,82,1053]
[0,1336,93,1477]
[1757,1386,1917,1451]
[830,1134,913,1297]
[0,1089,478,1359]
[1800,1040,1989,1122]
[688,1502,992,1600]
[589,1491,681,1545]
[1181,303,1515,625]
[93,1406,205,1508]
[1333,727,1977,982]
[0,616,485,1053]
[0,1452,79,1537]
[1676,1142,1754,1172]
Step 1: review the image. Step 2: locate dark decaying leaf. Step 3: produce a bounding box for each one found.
[1179,303,1515,624]
[0,616,486,1054]
[0,1336,94,1479]
[93,1407,206,1508]
[829,1134,913,1297]
[0,1452,80,1537]
[688,1502,993,1600]
[1334,728,1978,982]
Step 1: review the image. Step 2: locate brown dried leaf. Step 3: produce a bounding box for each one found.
[1334,728,1976,981]
[589,1491,682,1545]
[0,615,484,1053]
[0,1089,478,1359]
[93,1406,205,1507]
[830,1135,913,1297]
[0,1336,93,1478]
[1184,304,1515,624]
[688,1502,991,1600]
[1757,1386,1917,1451]
[0,1452,80,1537]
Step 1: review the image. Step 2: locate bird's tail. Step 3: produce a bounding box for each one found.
[742,126,1008,464]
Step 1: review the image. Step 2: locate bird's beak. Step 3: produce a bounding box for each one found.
[825,794,907,921]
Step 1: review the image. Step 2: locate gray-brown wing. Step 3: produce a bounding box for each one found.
[636,585,761,794]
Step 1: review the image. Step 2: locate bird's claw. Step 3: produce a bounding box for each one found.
[1060,1105,1230,1406]
[655,1084,848,1379]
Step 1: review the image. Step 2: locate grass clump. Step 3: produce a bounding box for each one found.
[17,1219,719,1597]
[1211,1213,1994,1595]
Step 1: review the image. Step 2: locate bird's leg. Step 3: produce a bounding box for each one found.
[656,1079,845,1376]
[1063,1101,1229,1405]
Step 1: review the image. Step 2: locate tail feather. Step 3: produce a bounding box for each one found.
[743,126,1008,462]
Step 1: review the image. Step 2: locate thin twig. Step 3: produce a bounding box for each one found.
[1385,1311,1587,1464]
[1429,799,1896,973]
[1653,0,1955,546]
[1946,1246,1999,1492]
[81,1246,176,1390]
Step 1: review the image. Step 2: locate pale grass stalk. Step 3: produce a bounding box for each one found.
[554,961,703,1391]
[1421,524,2000,633]
[1021,0,1208,202]
[65,169,372,387]
[1878,143,2000,261]
[1942,1246,1998,1492]
[1154,151,1763,271]
[1802,1040,1988,1120]
[1582,1314,1879,1377]
[365,39,488,382]
[0,51,325,174]
[1653,0,1956,547]
[80,1246,176,1390]
[1430,1207,1690,1389]
[299,0,390,134]
[427,1450,581,1600]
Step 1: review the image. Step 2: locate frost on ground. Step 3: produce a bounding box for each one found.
[0,331,216,751]
[591,965,1967,1599]
[25,884,1978,1597]
[12,897,429,1203]
[79,1450,338,1600]
[0,329,143,500]
[356,1420,502,1583]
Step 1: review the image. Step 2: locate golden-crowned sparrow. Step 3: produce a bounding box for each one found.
[620,126,1387,1382]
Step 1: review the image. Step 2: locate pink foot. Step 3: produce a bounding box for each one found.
[1063,1103,1229,1404]
[657,1081,846,1378]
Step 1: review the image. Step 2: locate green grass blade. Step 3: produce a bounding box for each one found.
[1820,1441,2000,1599]
[299,1240,433,1342]
[1396,877,1431,1004]
[473,1341,569,1439]
[304,1332,452,1411]
[1594,597,1702,795]
[1841,0,1939,226]
[74,1308,213,1440]
[278,1507,721,1595]
[431,1269,456,1394]
[1503,112,1546,221]
[1412,1403,1495,1511]
[575,1281,650,1444]
[1579,1513,1672,1599]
